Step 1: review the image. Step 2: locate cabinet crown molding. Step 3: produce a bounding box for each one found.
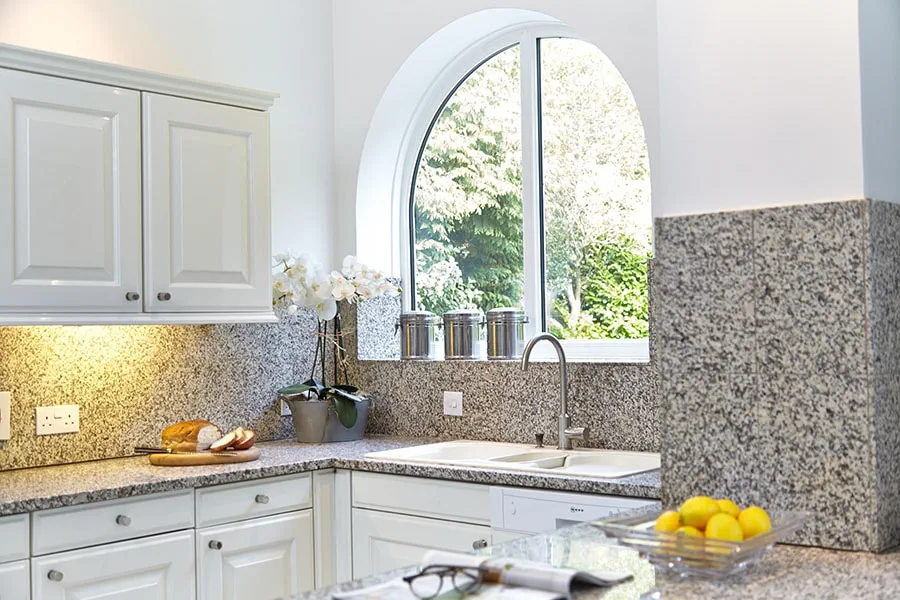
[0,43,278,110]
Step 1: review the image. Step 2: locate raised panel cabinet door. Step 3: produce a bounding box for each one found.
[0,559,30,599]
[0,68,142,312]
[31,530,194,600]
[197,511,314,600]
[351,509,492,579]
[142,92,271,313]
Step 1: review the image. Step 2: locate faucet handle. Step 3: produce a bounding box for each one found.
[534,433,545,448]
[564,426,590,442]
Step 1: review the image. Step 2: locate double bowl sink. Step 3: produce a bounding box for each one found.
[365,440,660,479]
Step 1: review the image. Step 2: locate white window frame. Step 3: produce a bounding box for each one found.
[400,25,650,363]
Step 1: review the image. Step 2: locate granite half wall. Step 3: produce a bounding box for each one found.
[655,199,900,552]
[0,313,318,471]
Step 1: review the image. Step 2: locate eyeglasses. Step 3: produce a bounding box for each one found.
[403,564,486,599]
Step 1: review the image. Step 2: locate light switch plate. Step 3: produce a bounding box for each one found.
[0,392,10,440]
[280,398,292,417]
[36,404,79,435]
[443,391,463,416]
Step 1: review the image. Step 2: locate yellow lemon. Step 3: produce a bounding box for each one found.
[675,525,703,537]
[705,513,744,542]
[716,498,740,518]
[654,510,681,533]
[738,506,772,539]
[679,496,721,529]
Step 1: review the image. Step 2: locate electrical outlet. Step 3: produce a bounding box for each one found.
[0,392,10,441]
[443,391,463,417]
[280,398,292,417]
[36,405,79,435]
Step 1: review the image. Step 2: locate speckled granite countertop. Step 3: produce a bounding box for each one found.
[0,436,660,515]
[294,522,900,600]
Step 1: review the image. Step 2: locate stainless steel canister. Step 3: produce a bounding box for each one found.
[486,307,529,360]
[442,309,484,360]
[397,311,440,360]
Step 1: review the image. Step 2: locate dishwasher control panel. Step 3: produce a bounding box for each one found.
[489,486,658,535]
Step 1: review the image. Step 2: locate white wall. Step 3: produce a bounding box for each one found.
[656,0,865,216]
[860,0,900,204]
[332,0,659,266]
[0,0,336,265]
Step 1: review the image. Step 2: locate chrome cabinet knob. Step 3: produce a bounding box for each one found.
[209,540,223,550]
[115,514,131,526]
[472,539,488,550]
[157,292,172,301]
[47,570,64,582]
[125,292,140,301]
[255,494,269,504]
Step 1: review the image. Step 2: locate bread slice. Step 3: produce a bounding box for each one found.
[233,429,255,450]
[209,430,238,453]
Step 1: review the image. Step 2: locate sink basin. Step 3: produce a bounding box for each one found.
[365,441,660,479]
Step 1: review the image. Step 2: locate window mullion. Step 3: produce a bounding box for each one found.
[519,32,543,338]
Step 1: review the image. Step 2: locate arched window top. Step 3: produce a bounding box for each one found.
[357,10,656,361]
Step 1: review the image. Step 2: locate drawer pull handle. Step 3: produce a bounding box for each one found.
[157,292,172,301]
[472,539,488,550]
[209,540,223,550]
[116,514,131,526]
[125,292,140,302]
[255,494,270,504]
[47,570,64,582]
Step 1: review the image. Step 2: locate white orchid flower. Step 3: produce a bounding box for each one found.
[286,304,299,314]
[331,278,357,302]
[355,282,376,299]
[342,255,362,278]
[314,298,338,321]
[308,269,333,300]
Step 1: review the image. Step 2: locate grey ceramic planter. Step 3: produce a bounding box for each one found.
[284,397,370,443]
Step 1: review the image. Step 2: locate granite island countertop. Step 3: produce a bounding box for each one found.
[295,522,900,600]
[0,436,660,515]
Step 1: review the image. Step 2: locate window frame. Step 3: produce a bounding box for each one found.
[401,25,650,363]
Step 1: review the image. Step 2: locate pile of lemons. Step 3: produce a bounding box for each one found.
[654,496,771,542]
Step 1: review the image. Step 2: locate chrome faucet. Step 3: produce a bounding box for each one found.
[520,333,589,450]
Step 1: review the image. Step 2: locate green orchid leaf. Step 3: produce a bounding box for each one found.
[278,378,326,398]
[327,390,359,428]
[333,384,361,394]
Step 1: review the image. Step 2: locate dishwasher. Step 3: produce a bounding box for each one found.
[489,486,658,543]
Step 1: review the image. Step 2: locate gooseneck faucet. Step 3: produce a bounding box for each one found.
[520,333,589,450]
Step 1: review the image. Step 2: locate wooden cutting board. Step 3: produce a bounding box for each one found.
[149,446,261,466]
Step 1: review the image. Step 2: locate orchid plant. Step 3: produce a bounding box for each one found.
[273,253,400,428]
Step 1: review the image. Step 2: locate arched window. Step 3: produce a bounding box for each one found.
[408,32,651,361]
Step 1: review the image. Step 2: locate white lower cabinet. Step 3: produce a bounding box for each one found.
[197,511,315,600]
[31,530,194,600]
[351,509,492,579]
[0,559,30,599]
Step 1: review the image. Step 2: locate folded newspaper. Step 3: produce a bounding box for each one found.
[333,550,632,600]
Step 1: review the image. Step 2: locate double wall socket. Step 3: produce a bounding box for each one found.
[36,405,79,435]
[0,392,10,440]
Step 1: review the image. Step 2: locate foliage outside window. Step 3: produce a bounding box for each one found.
[412,38,651,344]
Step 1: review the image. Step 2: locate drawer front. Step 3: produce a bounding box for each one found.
[32,530,194,600]
[196,473,312,527]
[352,472,490,525]
[32,489,194,555]
[0,559,29,599]
[0,513,29,562]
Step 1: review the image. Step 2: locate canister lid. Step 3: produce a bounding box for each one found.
[398,310,439,325]
[442,309,483,324]
[486,307,528,323]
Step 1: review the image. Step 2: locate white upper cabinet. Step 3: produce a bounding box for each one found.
[0,69,142,313]
[0,43,278,325]
[142,93,271,313]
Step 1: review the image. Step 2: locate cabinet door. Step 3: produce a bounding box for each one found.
[142,92,271,313]
[0,559,29,599]
[31,530,194,600]
[351,509,492,579]
[197,511,314,600]
[0,68,142,312]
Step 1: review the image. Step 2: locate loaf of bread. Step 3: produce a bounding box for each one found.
[161,420,223,452]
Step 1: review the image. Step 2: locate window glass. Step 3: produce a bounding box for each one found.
[539,38,651,340]
[412,46,524,315]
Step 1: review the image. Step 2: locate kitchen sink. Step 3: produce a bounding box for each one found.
[365,440,660,479]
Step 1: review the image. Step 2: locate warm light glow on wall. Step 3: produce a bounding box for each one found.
[22,325,170,373]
